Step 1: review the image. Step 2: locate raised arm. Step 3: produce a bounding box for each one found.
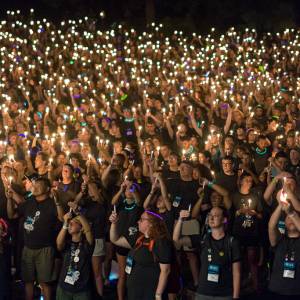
[157,175,171,211]
[268,204,282,247]
[109,212,131,249]
[173,210,192,248]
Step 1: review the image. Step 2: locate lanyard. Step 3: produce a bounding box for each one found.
[207,236,225,262]
[285,238,296,261]
[67,242,82,273]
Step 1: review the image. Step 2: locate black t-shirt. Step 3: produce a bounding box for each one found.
[231,191,263,245]
[18,197,57,249]
[191,234,241,297]
[252,147,271,175]
[82,198,106,239]
[269,236,300,296]
[215,172,238,195]
[57,181,81,211]
[125,233,173,300]
[162,167,180,181]
[167,179,199,218]
[121,118,137,143]
[58,240,93,293]
[116,199,143,238]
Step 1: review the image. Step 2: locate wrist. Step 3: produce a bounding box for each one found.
[155,293,162,299]
[287,209,296,217]
[63,222,69,230]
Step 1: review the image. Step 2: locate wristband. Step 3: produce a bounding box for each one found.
[155,294,162,299]
[63,223,69,230]
[207,181,214,188]
[272,177,278,184]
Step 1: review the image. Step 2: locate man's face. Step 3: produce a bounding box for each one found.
[290,149,300,162]
[222,159,233,174]
[146,123,155,133]
[160,146,169,158]
[31,181,47,197]
[179,163,192,178]
[208,207,224,228]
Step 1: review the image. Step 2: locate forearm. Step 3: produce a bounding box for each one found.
[143,193,153,209]
[56,205,65,222]
[288,211,300,232]
[111,189,122,205]
[268,205,281,246]
[155,267,170,295]
[263,179,277,204]
[110,223,120,243]
[56,227,68,251]
[191,197,203,218]
[77,215,93,244]
[288,194,300,212]
[232,262,241,299]
[173,218,183,242]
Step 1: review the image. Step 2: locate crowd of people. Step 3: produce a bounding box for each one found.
[0,10,300,300]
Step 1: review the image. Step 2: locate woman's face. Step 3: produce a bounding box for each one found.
[138,212,151,235]
[156,196,166,210]
[248,131,256,142]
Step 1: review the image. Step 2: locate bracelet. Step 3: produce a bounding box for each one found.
[272,177,278,184]
[155,294,162,299]
[63,223,69,230]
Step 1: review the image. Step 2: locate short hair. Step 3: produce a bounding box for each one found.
[36,151,49,163]
[275,151,288,160]
[34,177,51,189]
[221,155,234,163]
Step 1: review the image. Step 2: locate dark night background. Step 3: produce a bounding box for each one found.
[0,0,300,32]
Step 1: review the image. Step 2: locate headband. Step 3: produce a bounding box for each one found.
[145,210,163,220]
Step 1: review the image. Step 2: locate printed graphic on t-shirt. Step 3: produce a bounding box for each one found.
[128,226,138,236]
[24,211,40,233]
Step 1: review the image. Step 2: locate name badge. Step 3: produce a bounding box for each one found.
[207,264,220,283]
[283,261,296,279]
[64,270,80,285]
[172,196,182,208]
[125,256,134,275]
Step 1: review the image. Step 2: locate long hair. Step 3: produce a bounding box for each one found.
[145,211,171,241]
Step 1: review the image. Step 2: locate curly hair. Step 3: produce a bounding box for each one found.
[146,211,171,241]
